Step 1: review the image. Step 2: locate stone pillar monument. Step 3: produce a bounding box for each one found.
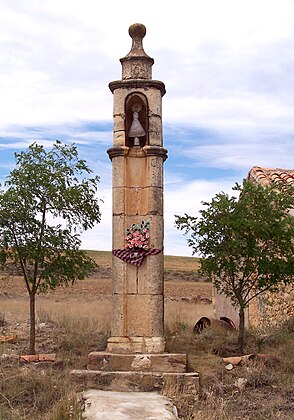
[72,25,199,392]
[107,23,167,354]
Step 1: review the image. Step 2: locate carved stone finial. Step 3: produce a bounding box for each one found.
[128,23,146,55]
[120,23,154,80]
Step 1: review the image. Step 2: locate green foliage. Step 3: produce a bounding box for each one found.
[175,179,294,351]
[0,141,101,352]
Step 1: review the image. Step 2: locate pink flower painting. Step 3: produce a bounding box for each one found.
[125,220,150,250]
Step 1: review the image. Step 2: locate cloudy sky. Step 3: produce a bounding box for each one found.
[1,0,293,255]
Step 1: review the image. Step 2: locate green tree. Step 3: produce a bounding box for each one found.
[175,179,294,352]
[0,141,101,354]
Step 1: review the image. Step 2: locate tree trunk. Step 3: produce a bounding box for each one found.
[238,307,245,354]
[29,291,36,354]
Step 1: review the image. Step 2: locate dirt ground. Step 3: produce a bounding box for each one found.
[0,261,213,358]
[0,268,212,301]
[0,257,293,420]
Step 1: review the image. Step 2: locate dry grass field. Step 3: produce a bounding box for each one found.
[0,251,293,419]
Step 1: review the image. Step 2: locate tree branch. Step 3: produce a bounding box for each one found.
[33,201,46,289]
[8,225,31,294]
[245,284,276,306]
[0,390,20,417]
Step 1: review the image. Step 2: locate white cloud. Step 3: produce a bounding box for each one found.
[80,185,112,251]
[1,0,294,255]
[2,0,294,132]
[164,178,237,256]
[0,139,56,150]
[184,138,294,171]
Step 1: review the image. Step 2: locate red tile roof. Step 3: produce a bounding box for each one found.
[248,166,294,190]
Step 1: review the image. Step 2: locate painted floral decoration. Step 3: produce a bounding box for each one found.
[125,220,150,250]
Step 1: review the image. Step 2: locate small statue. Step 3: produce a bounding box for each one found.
[128,103,145,147]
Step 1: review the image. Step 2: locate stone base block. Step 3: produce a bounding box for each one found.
[107,336,165,354]
[87,352,187,373]
[70,370,199,393]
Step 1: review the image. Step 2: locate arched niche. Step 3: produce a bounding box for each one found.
[125,93,148,148]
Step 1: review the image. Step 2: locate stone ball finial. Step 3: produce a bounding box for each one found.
[129,23,146,40]
[128,23,146,53]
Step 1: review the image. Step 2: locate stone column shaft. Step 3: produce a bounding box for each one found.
[107,23,167,354]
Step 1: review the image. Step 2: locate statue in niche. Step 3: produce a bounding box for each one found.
[128,103,145,147]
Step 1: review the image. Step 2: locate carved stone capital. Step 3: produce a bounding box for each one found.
[109,80,166,97]
[107,146,129,160]
[142,145,168,161]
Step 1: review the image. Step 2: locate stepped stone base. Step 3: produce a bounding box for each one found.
[71,351,199,392]
[87,352,187,372]
[70,370,199,392]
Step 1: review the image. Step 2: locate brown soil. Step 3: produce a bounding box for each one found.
[0,267,211,301]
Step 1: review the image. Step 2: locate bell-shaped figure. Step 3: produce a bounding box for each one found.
[128,111,145,147]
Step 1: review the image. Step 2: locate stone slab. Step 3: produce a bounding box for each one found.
[71,370,199,392]
[82,390,177,420]
[109,295,164,338]
[106,336,165,354]
[87,352,187,373]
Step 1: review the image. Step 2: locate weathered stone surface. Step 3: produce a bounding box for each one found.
[112,215,125,249]
[149,215,163,249]
[250,285,294,327]
[149,114,162,133]
[125,156,148,188]
[71,370,199,392]
[109,295,126,337]
[137,254,164,295]
[111,258,126,294]
[147,89,162,116]
[87,352,187,373]
[125,187,148,215]
[148,155,163,187]
[113,114,125,132]
[82,390,177,420]
[112,89,126,115]
[149,130,162,146]
[125,263,138,294]
[122,59,153,80]
[127,294,164,336]
[107,336,165,354]
[110,294,164,338]
[112,187,125,215]
[120,186,163,216]
[113,131,125,147]
[112,156,126,187]
[149,186,163,215]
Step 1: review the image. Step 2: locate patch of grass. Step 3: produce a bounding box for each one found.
[48,393,84,420]
[164,322,294,419]
[0,302,110,419]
